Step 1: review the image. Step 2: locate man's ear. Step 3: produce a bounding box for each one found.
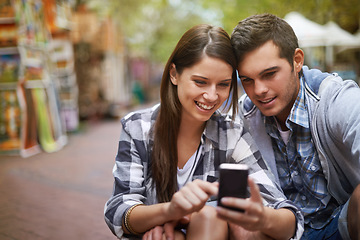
[169,63,178,85]
[294,48,304,73]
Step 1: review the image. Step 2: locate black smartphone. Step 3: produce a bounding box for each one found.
[217,163,249,212]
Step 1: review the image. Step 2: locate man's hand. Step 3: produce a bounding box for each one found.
[216,178,268,232]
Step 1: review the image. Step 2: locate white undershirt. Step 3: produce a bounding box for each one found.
[279,128,291,145]
[275,119,291,145]
[177,146,202,189]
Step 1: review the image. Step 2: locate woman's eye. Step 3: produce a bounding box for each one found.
[194,80,206,85]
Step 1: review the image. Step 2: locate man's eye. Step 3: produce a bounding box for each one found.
[263,72,275,78]
[241,78,252,83]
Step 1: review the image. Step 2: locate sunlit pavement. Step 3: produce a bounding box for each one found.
[0,119,122,240]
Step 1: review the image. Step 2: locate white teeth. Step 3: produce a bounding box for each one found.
[196,102,215,110]
[260,98,274,103]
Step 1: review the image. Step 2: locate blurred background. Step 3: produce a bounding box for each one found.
[0,1,359,239]
[0,0,359,156]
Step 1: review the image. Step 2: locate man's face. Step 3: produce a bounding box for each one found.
[238,41,301,124]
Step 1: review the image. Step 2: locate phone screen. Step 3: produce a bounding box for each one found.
[217,163,248,212]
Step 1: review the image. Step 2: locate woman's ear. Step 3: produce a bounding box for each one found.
[169,63,178,85]
[293,48,304,73]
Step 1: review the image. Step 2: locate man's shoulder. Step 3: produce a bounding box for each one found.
[302,66,333,95]
[238,94,257,118]
[302,66,354,96]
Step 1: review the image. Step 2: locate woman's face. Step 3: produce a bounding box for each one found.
[170,56,233,125]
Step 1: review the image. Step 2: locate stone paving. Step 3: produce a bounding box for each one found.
[0,119,122,240]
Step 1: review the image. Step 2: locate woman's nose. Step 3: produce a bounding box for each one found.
[203,86,218,101]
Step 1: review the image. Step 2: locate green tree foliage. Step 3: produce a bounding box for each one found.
[84,0,209,62]
[82,0,359,63]
[198,0,360,34]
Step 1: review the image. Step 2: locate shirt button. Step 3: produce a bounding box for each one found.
[311,166,316,171]
[301,196,307,201]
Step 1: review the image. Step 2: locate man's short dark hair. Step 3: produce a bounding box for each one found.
[231,13,299,67]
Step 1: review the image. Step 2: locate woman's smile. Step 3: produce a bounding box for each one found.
[195,101,216,110]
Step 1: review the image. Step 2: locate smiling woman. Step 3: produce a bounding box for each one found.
[104,24,239,240]
[104,23,303,240]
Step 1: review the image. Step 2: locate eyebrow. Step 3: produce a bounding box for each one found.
[239,66,279,79]
[192,75,208,79]
[192,75,232,82]
[259,66,279,76]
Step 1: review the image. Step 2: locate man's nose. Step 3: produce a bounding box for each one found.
[254,80,269,96]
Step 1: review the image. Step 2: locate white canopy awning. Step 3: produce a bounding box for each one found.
[284,12,327,47]
[324,21,360,47]
[284,12,360,48]
[284,12,360,68]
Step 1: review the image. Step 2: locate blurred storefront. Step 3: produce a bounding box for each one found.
[71,4,130,120]
[0,0,130,157]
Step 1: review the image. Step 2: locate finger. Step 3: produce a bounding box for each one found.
[220,196,248,210]
[195,179,218,196]
[142,229,152,240]
[180,184,204,206]
[185,181,213,203]
[216,205,258,227]
[222,196,262,221]
[217,205,246,225]
[170,180,218,216]
[177,181,215,210]
[142,231,149,240]
[153,226,165,240]
[248,178,262,203]
[179,215,190,225]
[171,190,194,211]
[164,221,176,240]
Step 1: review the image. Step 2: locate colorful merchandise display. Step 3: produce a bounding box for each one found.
[0,0,77,156]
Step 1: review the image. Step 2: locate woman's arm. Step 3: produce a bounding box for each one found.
[104,119,150,238]
[126,180,218,235]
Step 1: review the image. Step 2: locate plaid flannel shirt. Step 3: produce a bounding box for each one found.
[266,77,340,229]
[104,104,304,239]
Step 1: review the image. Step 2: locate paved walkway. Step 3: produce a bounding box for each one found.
[0,119,122,240]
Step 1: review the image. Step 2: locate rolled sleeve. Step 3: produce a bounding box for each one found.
[104,124,147,238]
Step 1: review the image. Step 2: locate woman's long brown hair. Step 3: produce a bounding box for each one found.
[151,24,238,203]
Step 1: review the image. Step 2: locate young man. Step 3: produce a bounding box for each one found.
[227,13,360,240]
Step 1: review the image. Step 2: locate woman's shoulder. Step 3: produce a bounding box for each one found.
[121,103,159,132]
[208,110,244,130]
[205,111,245,146]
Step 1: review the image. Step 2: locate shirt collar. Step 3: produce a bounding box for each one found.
[265,75,309,131]
[288,75,309,129]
